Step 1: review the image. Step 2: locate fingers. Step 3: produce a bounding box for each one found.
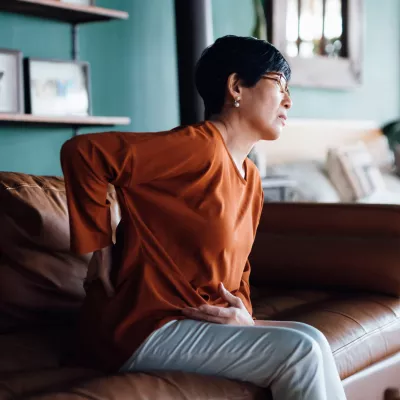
[198,304,234,318]
[182,307,228,324]
[219,282,243,309]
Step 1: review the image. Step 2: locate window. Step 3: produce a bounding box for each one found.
[265,0,363,89]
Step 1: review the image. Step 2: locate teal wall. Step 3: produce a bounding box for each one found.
[0,0,399,175]
[0,0,179,175]
[212,0,400,124]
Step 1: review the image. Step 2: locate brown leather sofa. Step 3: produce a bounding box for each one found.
[0,171,399,400]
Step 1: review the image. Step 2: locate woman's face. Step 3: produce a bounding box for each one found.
[238,72,292,141]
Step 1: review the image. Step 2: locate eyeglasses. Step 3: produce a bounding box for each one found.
[262,73,290,97]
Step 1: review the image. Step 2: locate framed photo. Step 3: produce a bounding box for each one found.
[24,58,92,116]
[0,49,24,114]
[59,0,95,6]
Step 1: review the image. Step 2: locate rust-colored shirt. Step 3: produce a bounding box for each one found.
[61,121,263,372]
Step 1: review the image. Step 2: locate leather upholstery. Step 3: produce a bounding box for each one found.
[22,372,266,400]
[252,288,400,380]
[0,172,399,399]
[0,173,87,332]
[250,202,400,296]
[0,172,120,333]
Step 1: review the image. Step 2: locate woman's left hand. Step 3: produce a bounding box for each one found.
[182,282,255,326]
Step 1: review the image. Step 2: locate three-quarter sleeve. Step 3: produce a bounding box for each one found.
[60,132,132,255]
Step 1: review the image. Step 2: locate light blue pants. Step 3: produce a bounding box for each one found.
[120,319,347,400]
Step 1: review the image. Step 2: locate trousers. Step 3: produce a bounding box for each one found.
[120,319,347,400]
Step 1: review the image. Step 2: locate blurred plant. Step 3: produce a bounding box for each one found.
[252,0,267,41]
[382,120,400,152]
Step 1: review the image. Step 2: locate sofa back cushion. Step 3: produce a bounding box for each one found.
[250,202,400,297]
[0,172,120,332]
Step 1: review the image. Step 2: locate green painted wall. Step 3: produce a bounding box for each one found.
[1,0,399,175]
[212,0,400,124]
[0,0,179,175]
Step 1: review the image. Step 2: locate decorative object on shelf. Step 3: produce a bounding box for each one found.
[24,58,91,116]
[0,1,129,129]
[0,49,24,114]
[60,0,95,6]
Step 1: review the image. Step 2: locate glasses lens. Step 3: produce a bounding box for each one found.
[280,77,290,97]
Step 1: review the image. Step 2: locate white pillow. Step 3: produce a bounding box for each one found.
[326,142,386,202]
[359,190,400,205]
[266,161,340,202]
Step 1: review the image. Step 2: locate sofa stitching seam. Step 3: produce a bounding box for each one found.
[333,318,400,355]
[2,184,65,191]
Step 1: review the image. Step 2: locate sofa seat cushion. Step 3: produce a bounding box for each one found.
[252,287,400,380]
[22,371,267,400]
[0,327,267,400]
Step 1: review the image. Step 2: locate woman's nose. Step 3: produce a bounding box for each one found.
[283,93,292,110]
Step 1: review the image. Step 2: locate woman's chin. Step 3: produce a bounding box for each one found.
[261,126,282,141]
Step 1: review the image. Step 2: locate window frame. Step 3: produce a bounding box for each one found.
[266,0,363,89]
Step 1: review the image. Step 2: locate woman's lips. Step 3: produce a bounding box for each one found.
[278,116,287,126]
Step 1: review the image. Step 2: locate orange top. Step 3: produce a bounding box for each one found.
[61,121,264,372]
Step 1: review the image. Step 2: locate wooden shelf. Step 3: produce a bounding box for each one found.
[0,114,131,126]
[0,0,129,23]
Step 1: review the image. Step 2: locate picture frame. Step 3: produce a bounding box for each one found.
[59,0,95,6]
[267,0,363,89]
[24,58,92,117]
[0,49,24,114]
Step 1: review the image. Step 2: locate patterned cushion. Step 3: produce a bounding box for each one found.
[326,142,386,202]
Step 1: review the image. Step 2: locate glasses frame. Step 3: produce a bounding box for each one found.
[262,73,291,97]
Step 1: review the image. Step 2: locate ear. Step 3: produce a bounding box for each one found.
[226,72,242,100]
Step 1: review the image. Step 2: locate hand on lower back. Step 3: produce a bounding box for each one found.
[85,245,114,297]
[182,282,254,326]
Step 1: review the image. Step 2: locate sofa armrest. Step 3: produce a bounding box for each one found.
[249,203,400,296]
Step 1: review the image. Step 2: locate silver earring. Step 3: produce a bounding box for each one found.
[233,97,241,108]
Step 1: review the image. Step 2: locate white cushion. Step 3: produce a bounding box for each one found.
[326,142,386,202]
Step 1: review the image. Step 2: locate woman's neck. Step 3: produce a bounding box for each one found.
[208,114,259,175]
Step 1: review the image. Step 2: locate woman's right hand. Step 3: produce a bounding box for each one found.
[85,245,115,297]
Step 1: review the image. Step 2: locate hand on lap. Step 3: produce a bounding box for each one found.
[182,282,254,326]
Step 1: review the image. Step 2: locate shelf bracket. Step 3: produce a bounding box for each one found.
[72,24,80,61]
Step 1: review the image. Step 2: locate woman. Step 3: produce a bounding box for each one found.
[61,35,346,400]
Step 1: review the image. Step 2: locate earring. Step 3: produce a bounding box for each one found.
[233,97,241,108]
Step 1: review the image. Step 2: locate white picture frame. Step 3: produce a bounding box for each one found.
[25,58,92,117]
[0,49,24,114]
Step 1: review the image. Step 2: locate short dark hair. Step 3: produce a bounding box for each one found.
[195,35,291,119]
